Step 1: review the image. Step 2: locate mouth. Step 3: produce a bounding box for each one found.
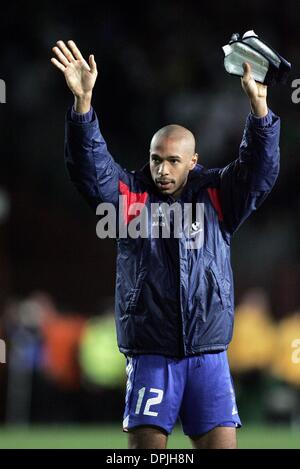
[156,180,175,191]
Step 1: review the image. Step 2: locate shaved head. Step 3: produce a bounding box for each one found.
[150,124,196,156]
[149,124,198,199]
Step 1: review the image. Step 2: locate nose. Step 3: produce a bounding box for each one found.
[158,162,169,176]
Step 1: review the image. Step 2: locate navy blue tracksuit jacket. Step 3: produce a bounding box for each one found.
[65,108,280,357]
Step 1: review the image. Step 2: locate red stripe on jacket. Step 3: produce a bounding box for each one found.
[207,188,224,222]
[119,180,148,225]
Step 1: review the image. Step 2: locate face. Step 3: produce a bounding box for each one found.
[149,135,198,199]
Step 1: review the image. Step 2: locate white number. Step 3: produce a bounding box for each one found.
[144,388,164,416]
[135,387,164,417]
[135,387,146,414]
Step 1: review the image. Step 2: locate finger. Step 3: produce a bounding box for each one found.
[67,40,84,60]
[50,57,66,73]
[52,46,70,67]
[56,40,76,62]
[242,62,252,80]
[77,58,90,72]
[89,54,97,73]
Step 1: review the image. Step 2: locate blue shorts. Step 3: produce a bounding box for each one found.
[123,352,241,436]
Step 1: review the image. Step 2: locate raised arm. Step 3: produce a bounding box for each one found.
[217,62,280,235]
[51,41,135,211]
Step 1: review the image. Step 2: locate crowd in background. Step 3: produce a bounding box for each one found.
[1,289,300,425]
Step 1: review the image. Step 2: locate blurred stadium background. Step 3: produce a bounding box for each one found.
[0,0,300,449]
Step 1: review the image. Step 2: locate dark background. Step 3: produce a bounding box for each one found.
[0,0,299,315]
[0,0,299,425]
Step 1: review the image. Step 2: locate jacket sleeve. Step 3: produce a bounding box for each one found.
[64,107,134,210]
[218,109,280,235]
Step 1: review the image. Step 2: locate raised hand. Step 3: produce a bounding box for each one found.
[241,62,268,118]
[51,40,97,113]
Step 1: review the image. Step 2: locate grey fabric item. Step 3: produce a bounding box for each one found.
[222,30,291,86]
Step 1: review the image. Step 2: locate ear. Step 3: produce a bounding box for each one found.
[190,153,198,169]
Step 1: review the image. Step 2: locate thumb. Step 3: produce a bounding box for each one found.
[242,62,252,81]
[89,54,97,74]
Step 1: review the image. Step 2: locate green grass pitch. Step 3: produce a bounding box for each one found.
[0,425,299,449]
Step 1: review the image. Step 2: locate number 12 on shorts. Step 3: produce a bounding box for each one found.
[135,387,164,417]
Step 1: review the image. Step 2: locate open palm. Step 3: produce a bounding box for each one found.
[51,40,97,97]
